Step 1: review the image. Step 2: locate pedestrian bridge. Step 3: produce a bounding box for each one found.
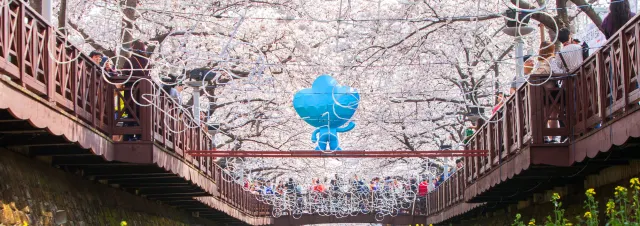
[0,0,639,225]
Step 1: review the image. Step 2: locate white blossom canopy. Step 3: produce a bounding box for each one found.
[51,0,605,183]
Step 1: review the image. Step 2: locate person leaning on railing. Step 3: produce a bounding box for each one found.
[602,0,635,40]
[601,0,640,108]
[89,51,103,65]
[525,24,556,76]
[120,40,151,141]
[463,117,484,144]
[552,28,585,74]
[160,75,184,105]
[528,23,567,143]
[492,92,506,115]
[89,51,126,141]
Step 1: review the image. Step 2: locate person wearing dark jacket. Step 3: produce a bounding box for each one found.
[410,178,418,193]
[602,0,635,39]
[122,41,150,78]
[285,178,296,193]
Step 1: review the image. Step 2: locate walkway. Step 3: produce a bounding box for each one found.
[424,14,640,225]
[1,0,639,225]
[0,0,270,225]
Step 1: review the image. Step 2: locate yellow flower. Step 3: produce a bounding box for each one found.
[121,221,128,226]
[585,188,596,196]
[565,223,573,226]
[552,193,561,200]
[528,219,536,225]
[606,200,615,214]
[615,186,627,193]
[584,211,592,219]
[631,178,640,190]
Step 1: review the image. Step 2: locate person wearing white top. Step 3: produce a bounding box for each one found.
[552,28,584,74]
[169,83,184,105]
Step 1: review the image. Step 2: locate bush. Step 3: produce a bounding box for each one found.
[511,178,640,226]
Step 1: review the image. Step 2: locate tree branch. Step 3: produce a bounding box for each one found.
[67,21,115,57]
[569,0,603,31]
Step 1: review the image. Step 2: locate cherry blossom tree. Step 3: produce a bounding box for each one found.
[46,0,606,181]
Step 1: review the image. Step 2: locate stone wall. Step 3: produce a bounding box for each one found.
[0,149,216,226]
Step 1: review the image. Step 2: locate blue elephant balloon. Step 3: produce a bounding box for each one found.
[293,75,360,151]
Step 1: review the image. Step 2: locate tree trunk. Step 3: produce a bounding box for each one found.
[29,0,43,14]
[118,0,138,67]
[556,0,569,29]
[57,0,67,28]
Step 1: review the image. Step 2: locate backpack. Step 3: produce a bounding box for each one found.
[581,42,590,59]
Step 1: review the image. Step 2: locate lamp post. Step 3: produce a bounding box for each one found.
[502,9,535,89]
[184,81,202,124]
[208,123,220,148]
[43,0,53,23]
[184,68,217,125]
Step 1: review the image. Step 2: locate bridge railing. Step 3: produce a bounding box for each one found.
[0,0,271,218]
[214,167,272,216]
[463,77,572,185]
[0,0,113,134]
[429,14,640,220]
[572,14,640,138]
[426,167,465,216]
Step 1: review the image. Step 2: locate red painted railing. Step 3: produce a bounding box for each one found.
[0,0,270,218]
[0,0,112,133]
[572,17,640,137]
[5,0,640,221]
[425,168,465,216]
[214,167,271,216]
[426,14,640,221]
[462,74,573,183]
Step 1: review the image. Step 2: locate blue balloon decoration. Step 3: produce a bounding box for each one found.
[293,75,360,151]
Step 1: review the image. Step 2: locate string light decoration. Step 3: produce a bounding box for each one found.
[49,0,614,219]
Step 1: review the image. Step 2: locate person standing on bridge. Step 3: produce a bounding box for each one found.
[121,41,151,141]
[427,178,435,191]
[552,28,584,74]
[545,28,586,143]
[410,178,418,194]
[418,179,428,196]
[525,24,556,76]
[602,1,640,108]
[602,0,635,39]
[456,159,464,171]
[353,175,367,194]
[285,178,296,194]
[491,92,506,115]
[89,51,103,65]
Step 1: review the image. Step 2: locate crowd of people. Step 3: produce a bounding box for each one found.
[243,160,465,198]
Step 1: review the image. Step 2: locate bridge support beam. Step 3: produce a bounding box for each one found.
[187,150,488,158]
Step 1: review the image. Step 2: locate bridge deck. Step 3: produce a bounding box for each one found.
[0,0,270,225]
[1,0,640,225]
[424,13,640,225]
